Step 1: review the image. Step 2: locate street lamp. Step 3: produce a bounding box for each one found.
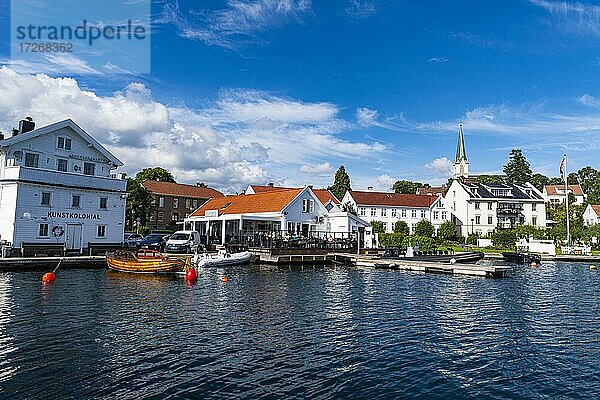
[471,218,474,235]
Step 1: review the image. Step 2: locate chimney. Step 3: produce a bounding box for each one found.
[18,117,35,134]
[0,132,4,141]
[308,185,313,189]
[267,182,274,187]
[367,186,374,191]
[11,128,18,137]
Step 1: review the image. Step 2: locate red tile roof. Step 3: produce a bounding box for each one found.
[191,188,303,217]
[545,184,584,196]
[250,185,340,205]
[142,180,224,199]
[416,186,447,196]
[591,205,600,216]
[349,190,438,208]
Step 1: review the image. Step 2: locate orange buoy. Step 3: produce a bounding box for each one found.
[42,272,56,284]
[531,262,537,268]
[221,277,229,283]
[185,268,197,282]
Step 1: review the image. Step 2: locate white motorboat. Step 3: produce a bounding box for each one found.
[193,249,252,268]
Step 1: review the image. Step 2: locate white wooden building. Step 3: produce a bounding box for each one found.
[543,184,586,205]
[0,118,127,252]
[341,190,451,234]
[445,180,547,237]
[583,204,600,226]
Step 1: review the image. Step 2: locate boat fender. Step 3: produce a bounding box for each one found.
[531,262,537,268]
[450,258,456,264]
[42,272,56,284]
[590,265,597,270]
[185,268,197,282]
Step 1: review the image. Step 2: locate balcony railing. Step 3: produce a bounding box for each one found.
[496,203,524,214]
[2,166,126,192]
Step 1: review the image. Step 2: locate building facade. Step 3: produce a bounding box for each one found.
[445,180,547,237]
[543,184,586,205]
[341,190,451,234]
[0,119,126,251]
[141,180,224,231]
[583,204,600,226]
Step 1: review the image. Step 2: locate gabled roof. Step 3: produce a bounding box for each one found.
[455,182,543,200]
[249,185,340,205]
[191,188,303,217]
[590,205,600,217]
[0,119,123,166]
[142,180,224,199]
[416,186,447,196]
[348,190,438,208]
[544,184,584,196]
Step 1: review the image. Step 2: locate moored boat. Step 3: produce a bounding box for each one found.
[193,250,252,268]
[106,249,188,274]
[501,252,542,264]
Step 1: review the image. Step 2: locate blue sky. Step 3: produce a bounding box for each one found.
[1,0,600,192]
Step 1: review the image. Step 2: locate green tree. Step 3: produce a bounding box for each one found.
[437,220,457,241]
[503,149,532,185]
[135,167,175,183]
[414,219,434,237]
[371,220,385,233]
[392,180,423,194]
[342,202,357,216]
[574,166,600,194]
[475,175,506,185]
[530,173,550,191]
[328,166,352,201]
[125,178,155,230]
[548,177,563,185]
[393,220,410,235]
[490,230,517,248]
[379,233,406,248]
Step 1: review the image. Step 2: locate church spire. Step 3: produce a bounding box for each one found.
[454,124,469,178]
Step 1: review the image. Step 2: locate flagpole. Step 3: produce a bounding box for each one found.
[564,154,571,247]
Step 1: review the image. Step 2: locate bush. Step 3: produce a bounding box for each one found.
[393,220,410,235]
[437,220,457,241]
[403,235,436,252]
[379,233,406,248]
[490,230,517,248]
[371,220,385,234]
[414,219,435,237]
[138,226,150,237]
[466,233,479,245]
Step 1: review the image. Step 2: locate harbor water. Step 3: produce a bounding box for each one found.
[0,261,599,399]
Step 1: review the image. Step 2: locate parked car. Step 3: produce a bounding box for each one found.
[164,231,202,254]
[137,233,171,252]
[123,232,144,248]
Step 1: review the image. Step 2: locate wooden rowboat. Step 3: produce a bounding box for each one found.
[106,249,188,274]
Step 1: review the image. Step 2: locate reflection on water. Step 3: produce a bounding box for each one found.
[0,263,599,399]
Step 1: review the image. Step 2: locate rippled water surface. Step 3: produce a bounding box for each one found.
[0,262,599,399]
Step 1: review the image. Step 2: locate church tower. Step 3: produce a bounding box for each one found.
[453,124,469,178]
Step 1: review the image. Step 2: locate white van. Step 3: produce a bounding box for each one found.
[164,231,202,254]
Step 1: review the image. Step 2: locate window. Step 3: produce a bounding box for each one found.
[150,214,155,222]
[475,216,481,224]
[57,137,72,150]
[391,209,397,217]
[401,209,406,218]
[71,195,81,208]
[488,202,493,210]
[371,208,376,217]
[57,158,68,172]
[24,152,39,168]
[99,197,108,209]
[532,216,537,226]
[433,211,439,220]
[420,210,426,218]
[172,212,179,221]
[441,211,447,220]
[488,216,493,225]
[309,199,315,213]
[39,223,49,237]
[475,202,480,210]
[97,225,106,238]
[359,207,366,216]
[411,210,417,218]
[83,162,95,176]
[381,208,387,217]
[158,212,164,222]
[532,203,537,211]
[186,199,191,209]
[41,192,51,206]
[159,197,165,207]
[193,199,198,208]
[302,199,309,213]
[173,198,179,208]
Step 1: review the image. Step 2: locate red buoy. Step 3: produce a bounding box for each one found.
[221,277,229,283]
[185,268,197,282]
[42,272,56,284]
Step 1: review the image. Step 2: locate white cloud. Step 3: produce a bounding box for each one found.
[161,0,312,49]
[530,0,600,35]
[376,174,396,189]
[0,67,387,193]
[427,57,448,63]
[298,162,333,175]
[425,157,453,177]
[356,107,378,126]
[577,94,600,107]
[345,0,376,18]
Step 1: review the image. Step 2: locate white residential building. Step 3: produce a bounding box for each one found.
[583,204,600,226]
[341,190,451,234]
[0,118,126,252]
[543,184,586,205]
[445,180,547,237]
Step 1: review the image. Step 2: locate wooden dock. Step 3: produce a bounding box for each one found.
[0,256,106,271]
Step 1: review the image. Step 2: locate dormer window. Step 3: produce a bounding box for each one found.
[57,136,72,150]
